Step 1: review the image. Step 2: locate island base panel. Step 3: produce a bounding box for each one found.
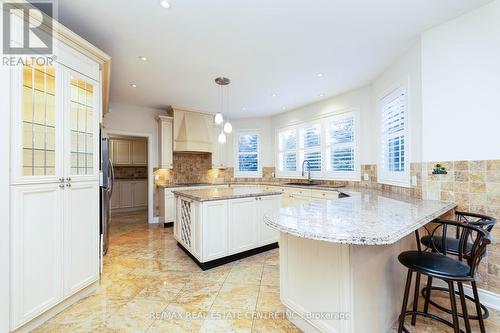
[177,242,278,270]
[279,233,416,333]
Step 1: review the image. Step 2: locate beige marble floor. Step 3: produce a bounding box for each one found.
[32,210,498,333]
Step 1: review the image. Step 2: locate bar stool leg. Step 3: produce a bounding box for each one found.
[471,281,486,333]
[423,276,433,314]
[457,282,471,333]
[411,272,421,325]
[398,270,413,333]
[448,281,461,333]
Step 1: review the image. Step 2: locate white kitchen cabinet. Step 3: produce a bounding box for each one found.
[258,195,281,245]
[202,200,229,260]
[110,139,147,166]
[111,180,147,210]
[131,141,147,165]
[112,139,132,165]
[165,192,175,223]
[157,116,173,169]
[132,180,148,206]
[63,182,99,296]
[119,181,133,208]
[10,184,64,327]
[211,125,227,169]
[228,197,259,254]
[10,54,102,330]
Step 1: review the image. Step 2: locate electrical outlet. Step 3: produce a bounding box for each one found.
[363,173,369,181]
[411,175,418,187]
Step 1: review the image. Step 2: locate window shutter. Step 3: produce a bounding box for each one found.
[381,88,406,173]
[326,116,355,172]
[300,124,321,171]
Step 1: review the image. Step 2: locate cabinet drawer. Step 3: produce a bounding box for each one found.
[287,188,312,197]
[310,190,339,200]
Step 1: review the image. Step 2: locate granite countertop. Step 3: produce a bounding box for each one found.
[264,188,456,246]
[115,177,148,180]
[173,186,282,202]
[156,182,344,192]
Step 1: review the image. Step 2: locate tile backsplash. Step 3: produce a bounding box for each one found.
[114,166,147,179]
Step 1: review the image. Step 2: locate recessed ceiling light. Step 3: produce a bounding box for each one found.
[130,84,137,88]
[139,56,148,61]
[242,107,246,111]
[318,93,324,97]
[159,0,170,9]
[272,93,277,97]
[317,73,323,77]
[281,106,286,110]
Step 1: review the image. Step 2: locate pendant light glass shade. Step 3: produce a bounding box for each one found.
[223,121,233,134]
[214,112,224,125]
[218,131,227,144]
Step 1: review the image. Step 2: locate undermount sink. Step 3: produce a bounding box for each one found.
[285,182,320,186]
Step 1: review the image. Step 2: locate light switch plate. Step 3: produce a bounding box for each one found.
[363,173,369,181]
[411,175,418,187]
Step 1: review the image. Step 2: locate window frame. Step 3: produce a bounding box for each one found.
[276,126,299,178]
[377,84,410,187]
[275,109,360,181]
[234,130,262,178]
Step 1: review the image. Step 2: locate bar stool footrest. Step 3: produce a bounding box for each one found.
[421,286,489,320]
[400,310,466,333]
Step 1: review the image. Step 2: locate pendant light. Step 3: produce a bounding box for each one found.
[218,131,227,144]
[214,77,232,140]
[223,120,233,134]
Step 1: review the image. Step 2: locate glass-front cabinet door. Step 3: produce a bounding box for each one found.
[65,71,99,181]
[14,62,62,184]
[12,64,99,184]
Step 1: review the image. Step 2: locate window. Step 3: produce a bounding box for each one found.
[278,128,297,174]
[379,86,409,186]
[234,131,261,178]
[325,114,356,176]
[300,124,322,172]
[276,110,359,180]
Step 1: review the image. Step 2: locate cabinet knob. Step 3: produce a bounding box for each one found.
[59,184,64,188]
[59,177,64,183]
[66,183,71,187]
[66,177,71,182]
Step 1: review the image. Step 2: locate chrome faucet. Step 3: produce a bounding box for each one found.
[302,160,312,183]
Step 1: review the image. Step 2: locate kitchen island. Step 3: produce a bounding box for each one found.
[173,186,282,269]
[264,189,456,333]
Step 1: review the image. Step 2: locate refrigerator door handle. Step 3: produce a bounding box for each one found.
[108,159,115,196]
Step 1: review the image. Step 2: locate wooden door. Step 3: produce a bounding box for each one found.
[132,180,147,207]
[258,196,281,245]
[10,184,64,328]
[113,140,131,165]
[132,140,147,165]
[119,181,133,208]
[228,197,258,254]
[63,181,99,296]
[202,200,228,261]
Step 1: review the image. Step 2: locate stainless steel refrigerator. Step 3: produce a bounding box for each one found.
[100,133,114,256]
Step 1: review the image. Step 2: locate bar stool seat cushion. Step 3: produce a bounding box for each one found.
[421,235,473,255]
[398,251,471,278]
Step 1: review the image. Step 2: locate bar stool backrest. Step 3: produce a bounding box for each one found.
[429,219,491,277]
[455,211,496,232]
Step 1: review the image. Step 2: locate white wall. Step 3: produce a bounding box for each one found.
[372,41,423,163]
[421,0,500,162]
[271,85,375,165]
[103,102,166,167]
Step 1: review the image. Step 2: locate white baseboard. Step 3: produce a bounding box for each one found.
[434,279,500,311]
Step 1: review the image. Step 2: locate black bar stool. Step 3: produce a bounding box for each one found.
[397,219,492,333]
[420,211,496,326]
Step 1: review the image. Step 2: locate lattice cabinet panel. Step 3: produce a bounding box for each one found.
[180,199,192,249]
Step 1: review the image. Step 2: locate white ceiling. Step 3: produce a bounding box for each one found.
[56,0,491,118]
